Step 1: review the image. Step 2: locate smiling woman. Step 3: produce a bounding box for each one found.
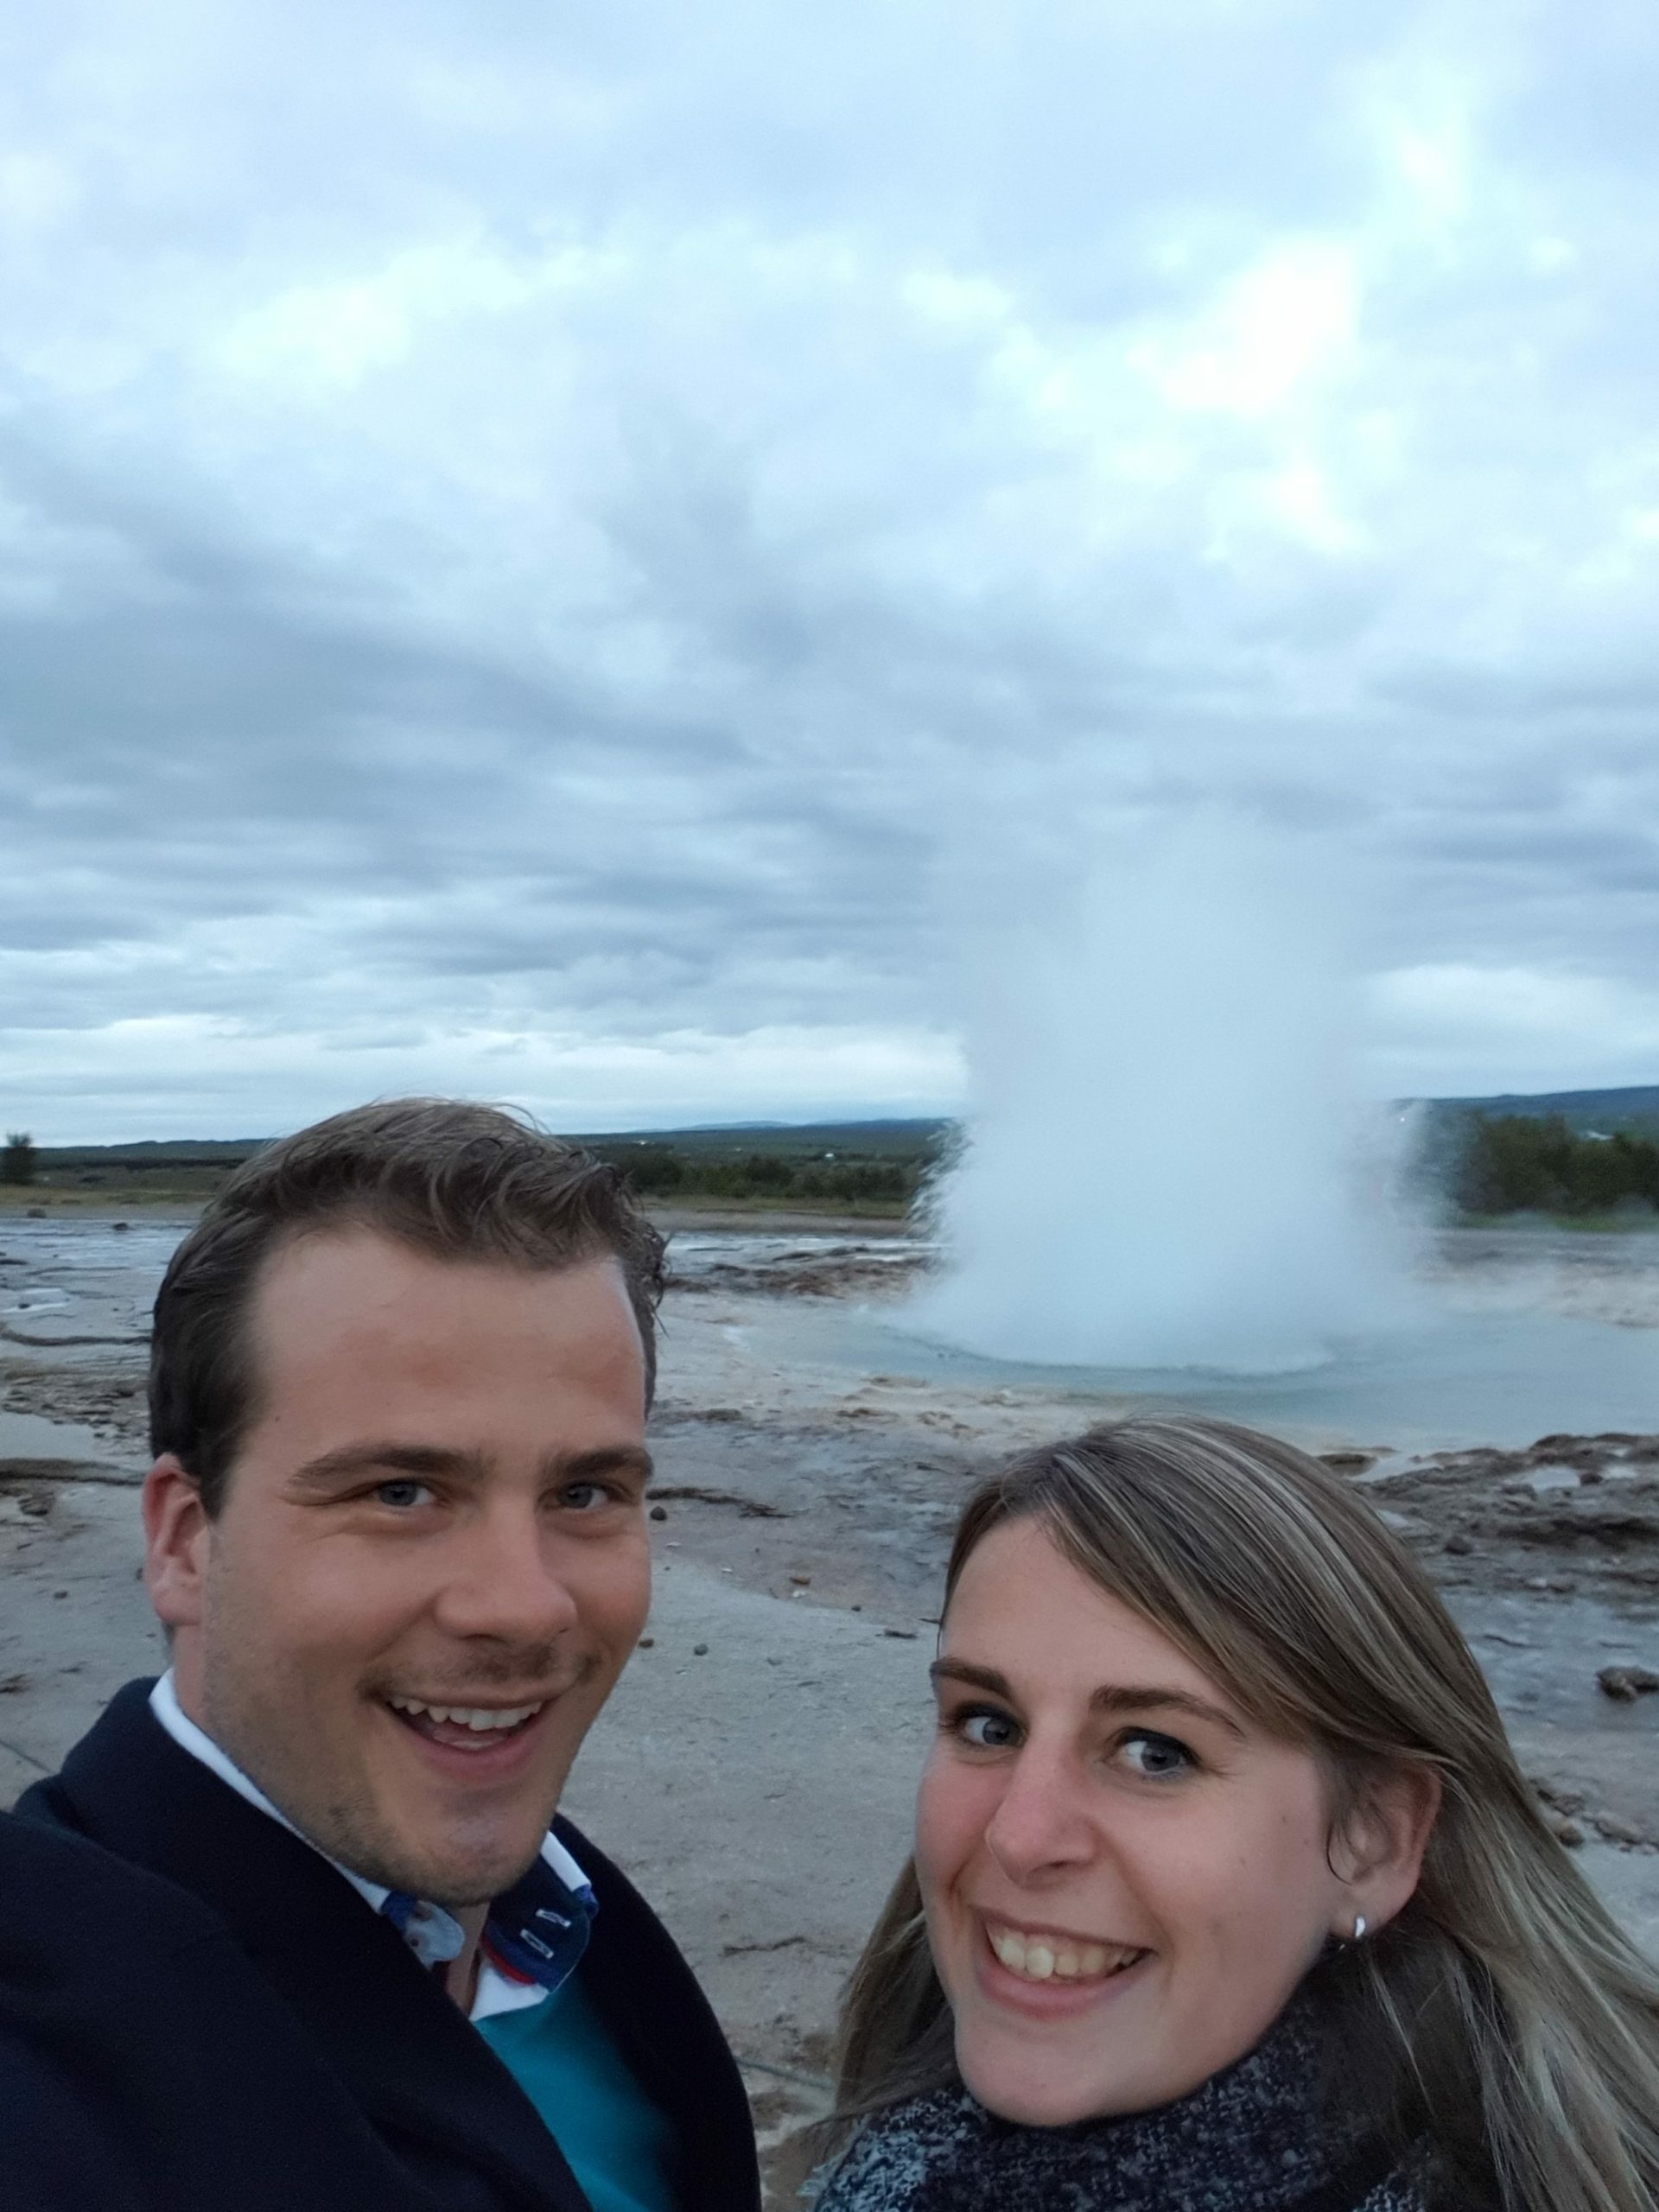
[813,1419,1659,2212]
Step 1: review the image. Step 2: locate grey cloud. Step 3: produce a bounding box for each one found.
[3,2,1659,1130]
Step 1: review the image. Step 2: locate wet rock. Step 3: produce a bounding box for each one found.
[1510,1499,1659,1550]
[649,1503,669,1522]
[1376,1508,1431,1540]
[651,1483,786,1518]
[1443,1532,1474,1555]
[1531,1777,1585,1814]
[1552,1819,1586,1847]
[1597,1665,1659,1700]
[693,1643,709,1657]
[1593,1812,1647,1847]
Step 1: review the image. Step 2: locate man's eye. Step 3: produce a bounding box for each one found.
[950,1706,1021,1751]
[374,1479,433,1510]
[560,1481,612,1511]
[1117,1730,1194,1779]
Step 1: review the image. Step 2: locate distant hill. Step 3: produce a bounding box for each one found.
[22,1095,1659,1170]
[1426,1084,1659,1137]
[573,1117,950,1162]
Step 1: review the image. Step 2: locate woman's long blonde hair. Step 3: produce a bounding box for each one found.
[835,1417,1659,2212]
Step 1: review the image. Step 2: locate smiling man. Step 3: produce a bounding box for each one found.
[2,1101,760,2212]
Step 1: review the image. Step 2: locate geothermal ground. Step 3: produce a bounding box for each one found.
[2,1210,1657,2204]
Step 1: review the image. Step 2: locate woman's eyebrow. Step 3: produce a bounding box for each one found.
[930,1659,1245,1739]
[1090,1685,1247,1738]
[930,1658,1014,1697]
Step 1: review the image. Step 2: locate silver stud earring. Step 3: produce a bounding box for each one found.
[1351,1913,1368,1942]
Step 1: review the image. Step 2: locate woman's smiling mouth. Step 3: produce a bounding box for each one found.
[983,1920,1150,1984]
[982,1919,1150,1984]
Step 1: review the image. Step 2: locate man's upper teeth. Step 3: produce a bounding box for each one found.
[987,1924,1145,1981]
[390,1697,542,1731]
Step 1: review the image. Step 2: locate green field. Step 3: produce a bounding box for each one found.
[0,1122,952,1219]
[6,1085,1659,1224]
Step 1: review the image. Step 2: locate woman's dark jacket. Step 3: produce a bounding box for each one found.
[812,1989,1436,2212]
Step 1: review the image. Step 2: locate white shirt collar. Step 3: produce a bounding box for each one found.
[148,1670,585,2019]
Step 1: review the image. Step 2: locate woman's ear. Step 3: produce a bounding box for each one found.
[1328,1764,1442,1940]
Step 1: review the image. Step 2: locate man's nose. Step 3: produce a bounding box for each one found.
[981,1741,1099,1885]
[431,1504,582,1646]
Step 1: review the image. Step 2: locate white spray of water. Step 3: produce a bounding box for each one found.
[907,819,1416,1374]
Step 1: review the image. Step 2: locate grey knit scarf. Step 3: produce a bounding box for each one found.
[812,1995,1435,2212]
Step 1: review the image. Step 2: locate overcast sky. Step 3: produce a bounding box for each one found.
[3,1,1658,1141]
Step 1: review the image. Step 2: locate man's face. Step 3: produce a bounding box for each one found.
[146,1228,652,1905]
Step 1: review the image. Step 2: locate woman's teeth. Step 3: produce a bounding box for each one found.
[388,1696,543,1733]
[987,1923,1146,1983]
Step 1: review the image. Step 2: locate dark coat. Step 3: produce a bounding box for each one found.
[3,1679,760,2212]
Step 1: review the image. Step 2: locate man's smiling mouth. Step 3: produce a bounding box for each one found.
[385,1694,547,1750]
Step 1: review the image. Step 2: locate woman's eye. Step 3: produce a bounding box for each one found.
[374,1478,433,1510]
[1117,1730,1194,1778]
[952,1707,1021,1751]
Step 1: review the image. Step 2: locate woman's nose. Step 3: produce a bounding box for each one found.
[981,1745,1098,1883]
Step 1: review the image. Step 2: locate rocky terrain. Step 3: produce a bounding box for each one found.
[3,1215,1657,2202]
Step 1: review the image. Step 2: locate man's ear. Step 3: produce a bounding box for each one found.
[1328,1763,1443,1940]
[143,1454,212,1630]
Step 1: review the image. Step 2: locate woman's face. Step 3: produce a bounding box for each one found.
[915,1517,1361,2126]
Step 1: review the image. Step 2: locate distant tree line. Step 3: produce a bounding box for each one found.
[2,1131,36,1185]
[594,1144,921,1207]
[1453,1114,1659,1217]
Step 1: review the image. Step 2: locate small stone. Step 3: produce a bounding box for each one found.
[637,1636,654,1649]
[1443,1533,1474,1555]
[1598,1665,1659,1700]
[692,1643,709,1656]
[882,1627,918,1640]
[1553,1819,1585,1848]
[649,1503,668,1522]
[52,1588,67,1599]
[789,1573,811,1586]
[112,1221,130,1232]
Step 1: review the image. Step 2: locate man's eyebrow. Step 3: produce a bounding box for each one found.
[552,1444,655,1487]
[289,1442,485,1491]
[929,1659,1245,1739]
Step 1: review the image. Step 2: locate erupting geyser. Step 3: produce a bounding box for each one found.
[907,821,1415,1373]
